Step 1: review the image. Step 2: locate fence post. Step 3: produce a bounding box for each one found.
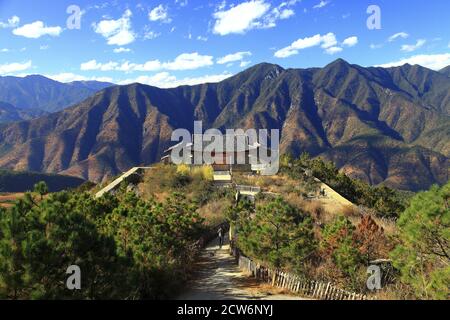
[329,285,335,300]
[312,281,318,298]
[317,282,324,299]
[233,249,367,300]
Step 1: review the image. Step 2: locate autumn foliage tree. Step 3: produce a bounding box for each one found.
[354,215,387,264]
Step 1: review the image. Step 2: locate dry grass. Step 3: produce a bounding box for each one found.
[198,197,231,227]
[191,165,214,181]
[371,281,415,300]
[176,164,190,175]
[303,201,325,220]
[0,193,25,208]
[140,164,230,226]
[342,205,359,218]
[283,192,307,208]
[235,275,297,297]
[372,216,397,236]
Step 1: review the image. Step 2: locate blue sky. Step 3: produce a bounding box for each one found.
[0,0,449,87]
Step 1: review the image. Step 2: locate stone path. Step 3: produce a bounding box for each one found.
[177,235,306,300]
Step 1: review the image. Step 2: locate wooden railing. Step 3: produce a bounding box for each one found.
[233,248,371,300]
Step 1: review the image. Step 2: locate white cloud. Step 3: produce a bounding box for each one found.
[275,33,342,58]
[113,47,131,53]
[376,53,450,70]
[45,73,113,83]
[212,0,297,36]
[216,0,227,11]
[80,60,119,71]
[149,4,171,23]
[401,39,426,52]
[279,9,294,19]
[197,35,208,41]
[81,52,214,73]
[39,45,49,50]
[143,30,161,40]
[93,10,135,46]
[13,21,62,38]
[388,32,409,42]
[275,34,321,58]
[164,52,214,70]
[175,0,189,7]
[321,33,337,48]
[217,51,252,64]
[342,36,358,47]
[213,0,270,35]
[116,60,162,72]
[119,71,233,88]
[325,46,343,55]
[0,48,10,53]
[313,1,329,9]
[280,0,301,5]
[240,60,252,68]
[0,16,20,28]
[268,7,295,23]
[0,60,32,74]
[370,43,383,50]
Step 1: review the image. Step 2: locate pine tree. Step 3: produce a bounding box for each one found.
[237,197,317,271]
[33,181,48,200]
[390,182,450,300]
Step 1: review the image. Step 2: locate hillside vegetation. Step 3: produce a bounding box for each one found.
[139,164,234,227]
[0,170,85,193]
[0,60,448,190]
[0,183,205,299]
[0,159,447,300]
[228,180,449,299]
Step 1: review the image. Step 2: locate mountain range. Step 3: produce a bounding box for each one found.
[0,101,48,124]
[0,75,113,122]
[0,59,448,191]
[440,65,450,77]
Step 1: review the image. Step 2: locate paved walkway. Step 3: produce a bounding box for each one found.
[177,235,305,300]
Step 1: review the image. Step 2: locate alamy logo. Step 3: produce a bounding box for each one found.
[170,121,280,175]
[66,265,81,290]
[66,5,82,30]
[367,5,381,30]
[366,265,382,291]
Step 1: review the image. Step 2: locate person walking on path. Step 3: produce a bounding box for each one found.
[217,227,224,249]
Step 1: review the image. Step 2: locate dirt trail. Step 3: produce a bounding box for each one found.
[177,235,305,300]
